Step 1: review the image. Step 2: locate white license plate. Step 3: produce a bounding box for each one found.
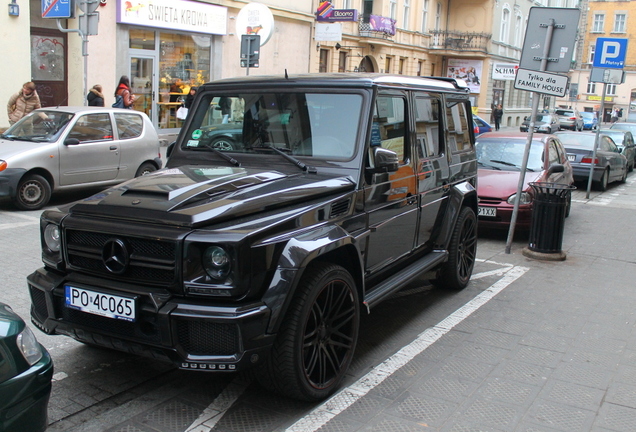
[65,286,136,322]
[568,154,575,161]
[478,206,497,217]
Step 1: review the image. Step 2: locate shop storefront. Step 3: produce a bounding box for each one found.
[116,0,227,129]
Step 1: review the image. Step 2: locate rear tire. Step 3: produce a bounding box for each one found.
[258,263,360,401]
[14,174,51,210]
[596,168,609,191]
[135,162,157,177]
[433,206,477,290]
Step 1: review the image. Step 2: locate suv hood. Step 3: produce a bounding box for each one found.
[68,165,355,227]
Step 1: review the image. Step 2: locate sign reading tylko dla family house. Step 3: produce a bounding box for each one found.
[116,0,227,35]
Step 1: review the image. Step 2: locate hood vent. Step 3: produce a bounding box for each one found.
[330,199,351,219]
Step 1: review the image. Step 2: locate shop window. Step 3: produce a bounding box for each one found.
[129,29,155,50]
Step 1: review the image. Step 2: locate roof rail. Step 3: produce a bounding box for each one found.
[420,76,470,92]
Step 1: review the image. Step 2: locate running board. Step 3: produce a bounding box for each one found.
[363,250,448,310]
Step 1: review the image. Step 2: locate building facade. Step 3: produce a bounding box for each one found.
[556,0,636,123]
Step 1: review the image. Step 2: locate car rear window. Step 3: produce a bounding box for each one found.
[115,113,144,139]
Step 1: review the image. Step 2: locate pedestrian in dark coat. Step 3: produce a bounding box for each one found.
[87,84,105,106]
[493,104,503,131]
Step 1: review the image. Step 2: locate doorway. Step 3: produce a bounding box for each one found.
[31,28,68,107]
[130,55,157,125]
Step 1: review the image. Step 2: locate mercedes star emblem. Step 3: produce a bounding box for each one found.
[102,238,130,274]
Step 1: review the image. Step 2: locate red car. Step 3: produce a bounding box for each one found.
[476,132,574,230]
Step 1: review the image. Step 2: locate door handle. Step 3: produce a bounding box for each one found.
[406,194,417,205]
[110,146,118,150]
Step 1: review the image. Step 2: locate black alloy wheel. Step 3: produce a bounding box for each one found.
[433,206,477,290]
[258,263,360,401]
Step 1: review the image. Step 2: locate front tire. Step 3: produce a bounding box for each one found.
[258,263,360,401]
[433,206,477,290]
[14,174,51,210]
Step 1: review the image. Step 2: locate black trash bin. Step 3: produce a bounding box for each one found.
[526,182,576,256]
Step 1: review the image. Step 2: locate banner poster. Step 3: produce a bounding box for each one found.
[446,59,483,93]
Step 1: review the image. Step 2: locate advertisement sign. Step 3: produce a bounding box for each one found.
[42,0,73,19]
[235,2,275,46]
[116,0,227,35]
[368,15,396,36]
[447,59,482,93]
[316,1,358,22]
[315,23,342,42]
[492,63,518,81]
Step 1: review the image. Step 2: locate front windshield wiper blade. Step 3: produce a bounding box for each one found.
[488,160,536,172]
[258,145,317,174]
[191,146,241,167]
[477,161,501,170]
[0,134,15,140]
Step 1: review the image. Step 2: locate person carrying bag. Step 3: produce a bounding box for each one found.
[113,75,135,109]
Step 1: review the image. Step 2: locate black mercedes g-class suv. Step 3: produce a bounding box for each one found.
[28,74,478,401]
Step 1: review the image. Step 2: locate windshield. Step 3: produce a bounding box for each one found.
[476,138,544,171]
[181,92,363,160]
[2,110,73,142]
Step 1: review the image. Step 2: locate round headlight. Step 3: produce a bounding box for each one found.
[17,326,43,366]
[203,246,231,280]
[44,224,61,252]
[507,192,532,205]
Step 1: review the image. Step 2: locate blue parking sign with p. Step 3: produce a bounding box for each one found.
[593,38,628,69]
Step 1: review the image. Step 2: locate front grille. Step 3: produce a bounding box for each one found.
[56,296,162,344]
[176,320,239,356]
[65,229,177,286]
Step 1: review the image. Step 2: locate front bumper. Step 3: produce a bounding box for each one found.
[478,203,533,230]
[0,350,53,432]
[0,169,26,199]
[27,267,275,372]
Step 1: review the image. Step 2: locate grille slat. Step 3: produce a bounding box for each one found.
[65,229,178,286]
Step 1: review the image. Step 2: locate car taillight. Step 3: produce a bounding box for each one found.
[581,157,598,164]
[569,116,576,120]
[474,124,479,134]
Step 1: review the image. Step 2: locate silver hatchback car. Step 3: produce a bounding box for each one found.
[0,107,162,210]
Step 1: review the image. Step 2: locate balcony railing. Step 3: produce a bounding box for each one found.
[428,30,491,53]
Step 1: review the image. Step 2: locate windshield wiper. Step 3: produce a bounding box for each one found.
[477,161,501,170]
[258,145,317,174]
[489,159,518,167]
[192,146,241,167]
[0,134,15,141]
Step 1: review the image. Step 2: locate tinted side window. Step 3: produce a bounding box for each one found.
[372,95,407,163]
[115,113,144,139]
[67,114,113,143]
[414,96,441,158]
[445,101,472,153]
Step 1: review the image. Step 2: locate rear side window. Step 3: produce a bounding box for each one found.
[414,96,441,157]
[445,101,473,153]
[115,113,144,139]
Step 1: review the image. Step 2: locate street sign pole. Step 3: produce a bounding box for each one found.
[587,83,608,198]
[505,18,556,254]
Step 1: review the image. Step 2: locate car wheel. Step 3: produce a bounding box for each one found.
[258,262,359,401]
[596,168,609,191]
[135,162,157,177]
[433,206,477,290]
[210,137,235,151]
[14,174,52,210]
[620,167,628,183]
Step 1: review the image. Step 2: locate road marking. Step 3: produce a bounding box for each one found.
[185,375,251,432]
[285,264,529,432]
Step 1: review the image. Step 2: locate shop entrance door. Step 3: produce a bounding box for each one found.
[130,55,157,125]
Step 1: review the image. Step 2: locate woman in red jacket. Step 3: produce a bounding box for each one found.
[114,75,136,109]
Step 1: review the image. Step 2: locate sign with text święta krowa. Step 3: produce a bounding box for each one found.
[514,68,569,97]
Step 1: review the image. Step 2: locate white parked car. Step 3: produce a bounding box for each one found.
[0,107,162,210]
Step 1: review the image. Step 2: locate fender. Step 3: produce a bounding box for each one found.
[261,224,363,334]
[434,180,477,250]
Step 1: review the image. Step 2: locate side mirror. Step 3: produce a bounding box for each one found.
[547,164,565,176]
[369,147,399,173]
[64,138,80,145]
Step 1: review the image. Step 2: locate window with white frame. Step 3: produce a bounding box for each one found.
[390,0,397,20]
[421,0,429,33]
[588,45,595,63]
[607,84,617,96]
[586,81,596,94]
[514,13,523,47]
[501,8,510,44]
[614,14,626,33]
[593,14,605,32]
[435,2,442,31]
[403,0,410,29]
